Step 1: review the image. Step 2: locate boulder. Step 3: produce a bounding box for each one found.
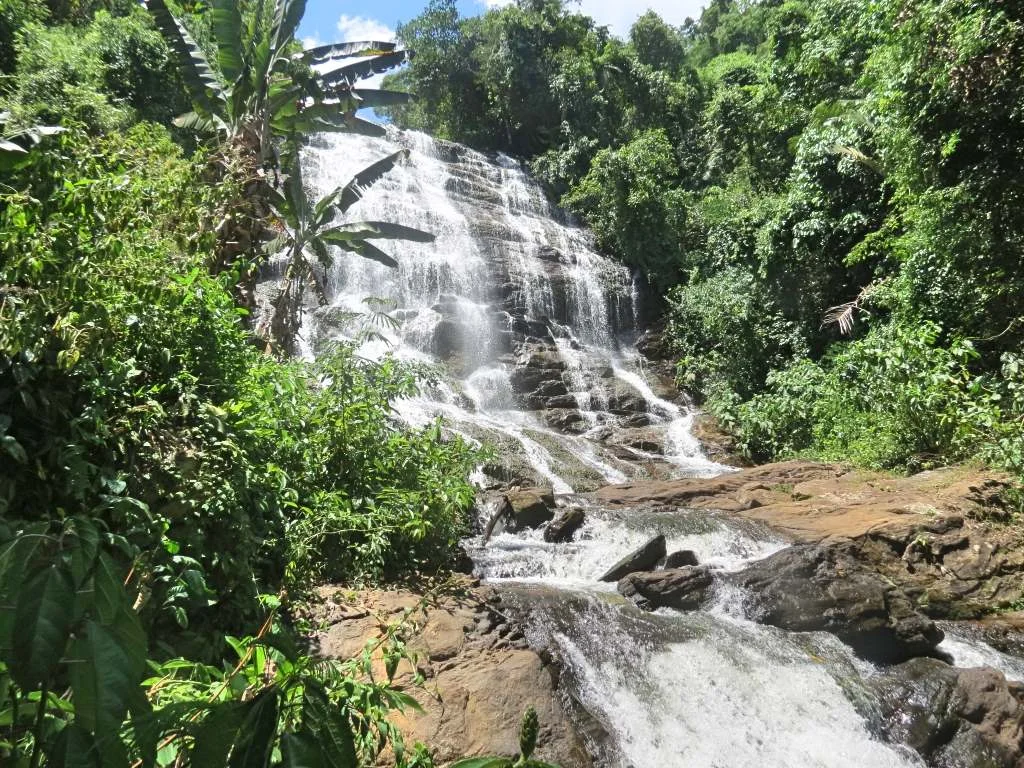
[506,488,556,529]
[870,658,1024,767]
[543,409,588,433]
[599,535,667,582]
[729,543,943,664]
[544,508,586,543]
[618,567,715,611]
[664,550,700,568]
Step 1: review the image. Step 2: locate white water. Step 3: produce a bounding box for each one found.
[300,128,731,493]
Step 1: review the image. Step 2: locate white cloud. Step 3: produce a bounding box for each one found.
[336,14,395,43]
[481,0,705,38]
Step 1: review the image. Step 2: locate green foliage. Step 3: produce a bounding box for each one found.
[390,0,1024,480]
[0,118,478,764]
[0,7,187,133]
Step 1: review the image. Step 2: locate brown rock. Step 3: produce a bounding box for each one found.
[872,658,1024,767]
[544,508,585,543]
[618,567,715,611]
[599,535,667,582]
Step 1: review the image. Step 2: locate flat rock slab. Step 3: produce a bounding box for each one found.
[592,461,1024,618]
[312,581,591,767]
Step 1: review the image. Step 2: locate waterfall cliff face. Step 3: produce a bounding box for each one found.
[300,129,725,493]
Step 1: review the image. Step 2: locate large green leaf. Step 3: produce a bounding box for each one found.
[326,221,435,243]
[351,89,413,108]
[11,565,74,688]
[302,683,356,768]
[48,723,101,768]
[68,620,144,736]
[446,759,512,768]
[331,239,399,269]
[211,0,245,84]
[190,701,248,766]
[318,50,410,88]
[319,149,409,217]
[302,41,397,65]
[227,689,279,768]
[147,0,226,117]
[0,526,46,654]
[280,730,329,768]
[270,0,307,56]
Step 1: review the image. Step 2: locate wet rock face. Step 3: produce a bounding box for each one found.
[664,550,700,568]
[729,543,944,664]
[483,489,555,540]
[618,567,715,611]
[871,658,1024,767]
[599,535,667,582]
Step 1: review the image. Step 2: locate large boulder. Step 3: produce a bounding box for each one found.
[665,550,700,568]
[870,658,1024,767]
[507,488,556,529]
[599,535,667,582]
[729,543,943,664]
[618,567,715,611]
[544,508,586,543]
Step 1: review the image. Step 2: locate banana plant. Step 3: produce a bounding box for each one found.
[262,147,434,348]
[146,0,414,163]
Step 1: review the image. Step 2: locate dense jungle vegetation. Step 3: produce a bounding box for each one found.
[386,0,1024,478]
[0,1,488,765]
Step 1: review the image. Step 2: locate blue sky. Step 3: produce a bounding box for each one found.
[298,1,708,48]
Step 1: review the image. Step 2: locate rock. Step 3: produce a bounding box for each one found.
[543,409,588,433]
[314,583,591,767]
[618,567,715,611]
[506,488,556,529]
[730,543,943,664]
[664,550,700,568]
[599,535,667,582]
[431,318,462,358]
[544,508,585,543]
[871,657,1024,767]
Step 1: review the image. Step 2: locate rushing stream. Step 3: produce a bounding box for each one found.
[297,129,1023,767]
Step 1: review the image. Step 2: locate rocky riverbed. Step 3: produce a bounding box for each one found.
[319,461,1024,767]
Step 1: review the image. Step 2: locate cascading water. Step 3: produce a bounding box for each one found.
[296,129,1023,767]
[301,128,726,493]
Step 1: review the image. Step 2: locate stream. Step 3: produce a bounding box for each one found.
[297,129,1024,767]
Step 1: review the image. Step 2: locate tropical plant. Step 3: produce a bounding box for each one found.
[146,0,412,162]
[261,148,434,348]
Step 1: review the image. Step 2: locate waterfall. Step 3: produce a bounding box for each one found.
[296,130,1024,768]
[300,128,727,493]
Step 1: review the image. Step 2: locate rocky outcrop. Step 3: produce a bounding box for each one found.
[313,582,592,767]
[483,489,556,541]
[544,508,586,543]
[618,567,715,611]
[731,543,943,664]
[592,461,1024,619]
[871,658,1024,767]
[598,535,667,582]
[664,550,700,568]
[507,488,556,529]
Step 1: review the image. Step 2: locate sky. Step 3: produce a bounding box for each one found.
[298,0,708,50]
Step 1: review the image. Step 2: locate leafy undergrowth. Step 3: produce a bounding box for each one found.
[0,124,478,765]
